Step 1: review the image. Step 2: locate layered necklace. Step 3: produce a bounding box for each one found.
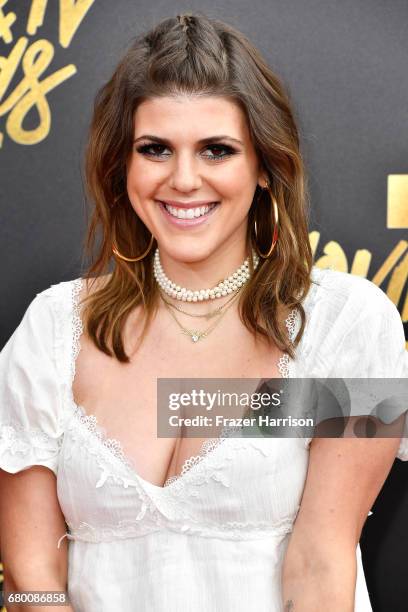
[153,248,260,342]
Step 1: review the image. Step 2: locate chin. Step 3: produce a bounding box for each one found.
[156,241,217,264]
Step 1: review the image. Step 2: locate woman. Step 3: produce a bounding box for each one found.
[0,12,407,612]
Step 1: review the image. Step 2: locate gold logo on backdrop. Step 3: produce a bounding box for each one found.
[0,0,96,147]
[388,175,408,229]
[312,234,407,314]
[311,175,407,347]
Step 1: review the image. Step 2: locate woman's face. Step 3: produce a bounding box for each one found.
[126,94,265,263]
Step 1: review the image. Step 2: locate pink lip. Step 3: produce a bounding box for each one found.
[158,199,218,209]
[158,201,220,228]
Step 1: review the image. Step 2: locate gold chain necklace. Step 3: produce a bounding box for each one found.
[160,289,240,342]
[158,285,243,320]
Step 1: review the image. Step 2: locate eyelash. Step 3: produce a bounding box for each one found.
[135,143,237,161]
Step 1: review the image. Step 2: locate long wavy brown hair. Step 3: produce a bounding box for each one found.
[80,12,313,363]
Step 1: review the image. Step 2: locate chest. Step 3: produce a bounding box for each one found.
[71,308,287,487]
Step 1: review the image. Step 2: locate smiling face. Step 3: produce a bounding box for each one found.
[126,95,266,266]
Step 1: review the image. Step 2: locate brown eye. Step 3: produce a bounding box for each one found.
[204,145,235,160]
[136,144,170,157]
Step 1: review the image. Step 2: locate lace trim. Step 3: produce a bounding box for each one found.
[277,354,290,378]
[0,423,63,455]
[72,403,136,472]
[69,279,300,488]
[285,308,298,343]
[71,278,84,382]
[58,510,296,544]
[161,430,238,488]
[69,278,143,474]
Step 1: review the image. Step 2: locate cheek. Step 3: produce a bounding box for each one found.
[126,156,161,198]
[216,157,258,193]
[126,158,137,191]
[125,166,148,219]
[127,172,141,199]
[214,178,256,216]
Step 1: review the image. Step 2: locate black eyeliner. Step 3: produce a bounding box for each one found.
[135,142,237,160]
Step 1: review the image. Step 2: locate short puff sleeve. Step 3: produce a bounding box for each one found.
[0,288,64,476]
[320,281,408,460]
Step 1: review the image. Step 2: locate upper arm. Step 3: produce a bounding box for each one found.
[0,466,68,589]
[0,287,69,587]
[291,422,404,560]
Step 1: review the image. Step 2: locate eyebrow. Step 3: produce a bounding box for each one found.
[133,134,244,146]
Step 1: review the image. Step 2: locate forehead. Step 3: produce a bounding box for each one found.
[133,95,249,140]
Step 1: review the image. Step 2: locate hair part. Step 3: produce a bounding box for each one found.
[81,11,313,362]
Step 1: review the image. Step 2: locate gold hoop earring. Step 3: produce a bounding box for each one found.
[254,183,279,258]
[111,220,154,263]
[112,233,154,262]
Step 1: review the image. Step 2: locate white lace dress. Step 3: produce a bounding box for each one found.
[0,266,407,612]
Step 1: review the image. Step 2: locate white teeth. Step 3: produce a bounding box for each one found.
[163,203,217,219]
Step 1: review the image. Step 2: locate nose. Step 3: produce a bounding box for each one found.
[168,150,202,192]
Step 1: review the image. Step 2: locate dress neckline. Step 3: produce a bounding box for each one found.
[66,272,321,491]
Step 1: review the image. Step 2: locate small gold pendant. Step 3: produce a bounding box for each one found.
[182,329,204,342]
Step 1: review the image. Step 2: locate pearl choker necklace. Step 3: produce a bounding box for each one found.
[153,247,260,302]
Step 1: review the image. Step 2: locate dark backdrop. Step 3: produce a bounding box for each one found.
[0,2,407,610]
